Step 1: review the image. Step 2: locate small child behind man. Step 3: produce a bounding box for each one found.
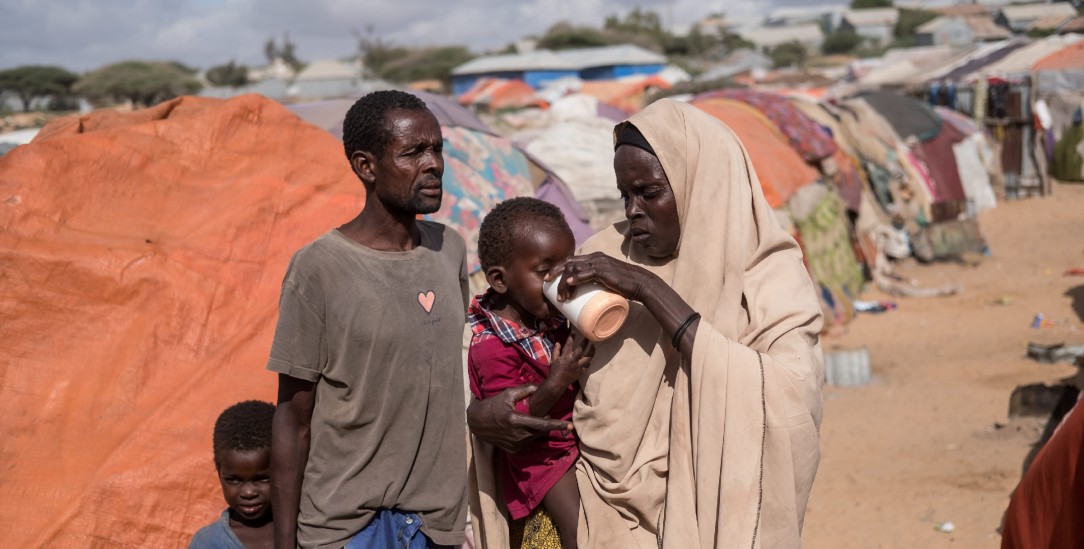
[468,197,594,549]
[189,400,275,549]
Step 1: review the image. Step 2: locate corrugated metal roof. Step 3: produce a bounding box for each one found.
[843,8,899,27]
[1028,14,1075,30]
[296,59,359,81]
[738,23,824,48]
[999,3,1076,23]
[452,44,665,75]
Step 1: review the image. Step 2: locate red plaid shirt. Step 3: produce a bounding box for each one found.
[467,289,564,365]
[466,289,578,520]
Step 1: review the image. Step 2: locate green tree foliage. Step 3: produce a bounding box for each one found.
[264,33,304,72]
[205,61,249,87]
[722,32,755,52]
[851,0,893,8]
[769,41,808,68]
[378,46,476,84]
[821,31,863,55]
[73,61,202,107]
[537,22,615,50]
[894,8,938,43]
[0,65,78,112]
[354,26,411,77]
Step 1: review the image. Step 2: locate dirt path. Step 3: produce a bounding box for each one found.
[803,183,1084,548]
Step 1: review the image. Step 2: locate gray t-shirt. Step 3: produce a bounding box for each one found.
[188,510,246,549]
[267,222,469,549]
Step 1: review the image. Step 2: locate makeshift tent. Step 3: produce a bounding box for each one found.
[546,93,628,122]
[1051,115,1084,182]
[696,88,837,163]
[935,106,1000,212]
[0,95,358,547]
[858,91,943,142]
[1034,39,1084,89]
[287,92,593,277]
[791,186,865,326]
[578,75,671,113]
[458,78,544,111]
[519,115,624,230]
[689,97,819,207]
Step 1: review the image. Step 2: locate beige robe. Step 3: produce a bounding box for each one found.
[471,99,824,549]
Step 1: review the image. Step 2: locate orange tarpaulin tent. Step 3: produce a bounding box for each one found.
[689,97,819,207]
[579,75,671,114]
[1033,40,1084,71]
[0,94,362,547]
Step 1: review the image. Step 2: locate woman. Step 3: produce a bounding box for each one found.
[468,99,824,548]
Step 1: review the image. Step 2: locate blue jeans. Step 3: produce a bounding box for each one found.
[344,508,454,549]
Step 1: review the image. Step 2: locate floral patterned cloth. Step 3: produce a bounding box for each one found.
[426,126,536,274]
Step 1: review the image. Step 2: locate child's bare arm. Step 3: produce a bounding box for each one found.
[527,333,594,417]
[271,374,315,549]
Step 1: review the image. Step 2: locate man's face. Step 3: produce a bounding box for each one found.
[369,109,444,216]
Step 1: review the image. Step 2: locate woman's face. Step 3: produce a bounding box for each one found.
[614,145,680,259]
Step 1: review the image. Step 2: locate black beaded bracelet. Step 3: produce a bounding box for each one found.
[672,312,701,349]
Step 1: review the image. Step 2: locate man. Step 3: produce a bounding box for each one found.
[268,90,469,549]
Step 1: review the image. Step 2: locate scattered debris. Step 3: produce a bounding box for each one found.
[854,300,897,313]
[1065,267,1084,277]
[935,521,955,533]
[1032,313,1045,329]
[1026,342,1084,364]
[1009,383,1080,419]
[824,348,871,387]
[988,295,1014,306]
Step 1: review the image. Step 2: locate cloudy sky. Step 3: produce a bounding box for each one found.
[0,0,808,72]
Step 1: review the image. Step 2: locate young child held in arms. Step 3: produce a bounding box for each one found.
[469,197,594,549]
[189,400,275,549]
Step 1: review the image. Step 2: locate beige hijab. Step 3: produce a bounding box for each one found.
[468,99,824,549]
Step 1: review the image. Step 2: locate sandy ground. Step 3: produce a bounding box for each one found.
[803,183,1084,548]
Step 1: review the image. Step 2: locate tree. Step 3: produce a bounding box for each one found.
[894,8,938,44]
[769,41,808,69]
[263,34,304,72]
[722,32,755,53]
[205,61,249,87]
[822,31,863,55]
[0,65,78,112]
[851,0,893,8]
[377,46,475,84]
[537,22,614,50]
[354,26,410,78]
[73,61,202,108]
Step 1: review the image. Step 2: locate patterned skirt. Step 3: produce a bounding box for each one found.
[508,506,563,549]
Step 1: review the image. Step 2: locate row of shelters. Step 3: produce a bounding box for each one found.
[450,44,667,95]
[200,58,391,102]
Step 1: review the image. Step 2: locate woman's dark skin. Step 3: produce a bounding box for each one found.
[466,144,700,450]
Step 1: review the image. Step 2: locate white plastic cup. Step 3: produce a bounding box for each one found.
[542,275,630,342]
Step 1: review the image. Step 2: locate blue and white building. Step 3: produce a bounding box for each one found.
[451,44,667,96]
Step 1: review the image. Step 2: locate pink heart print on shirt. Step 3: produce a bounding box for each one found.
[418,290,436,314]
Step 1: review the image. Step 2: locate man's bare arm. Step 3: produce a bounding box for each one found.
[272,374,316,549]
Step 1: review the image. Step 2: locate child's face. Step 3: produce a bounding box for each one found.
[501,223,575,324]
[217,448,272,524]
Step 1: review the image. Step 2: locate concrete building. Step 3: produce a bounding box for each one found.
[840,8,900,46]
[996,3,1078,33]
[916,15,1012,46]
[451,44,666,95]
[738,23,826,53]
[292,59,365,100]
[764,5,847,33]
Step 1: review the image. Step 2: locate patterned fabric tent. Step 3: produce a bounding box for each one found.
[690,97,820,208]
[695,88,838,163]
